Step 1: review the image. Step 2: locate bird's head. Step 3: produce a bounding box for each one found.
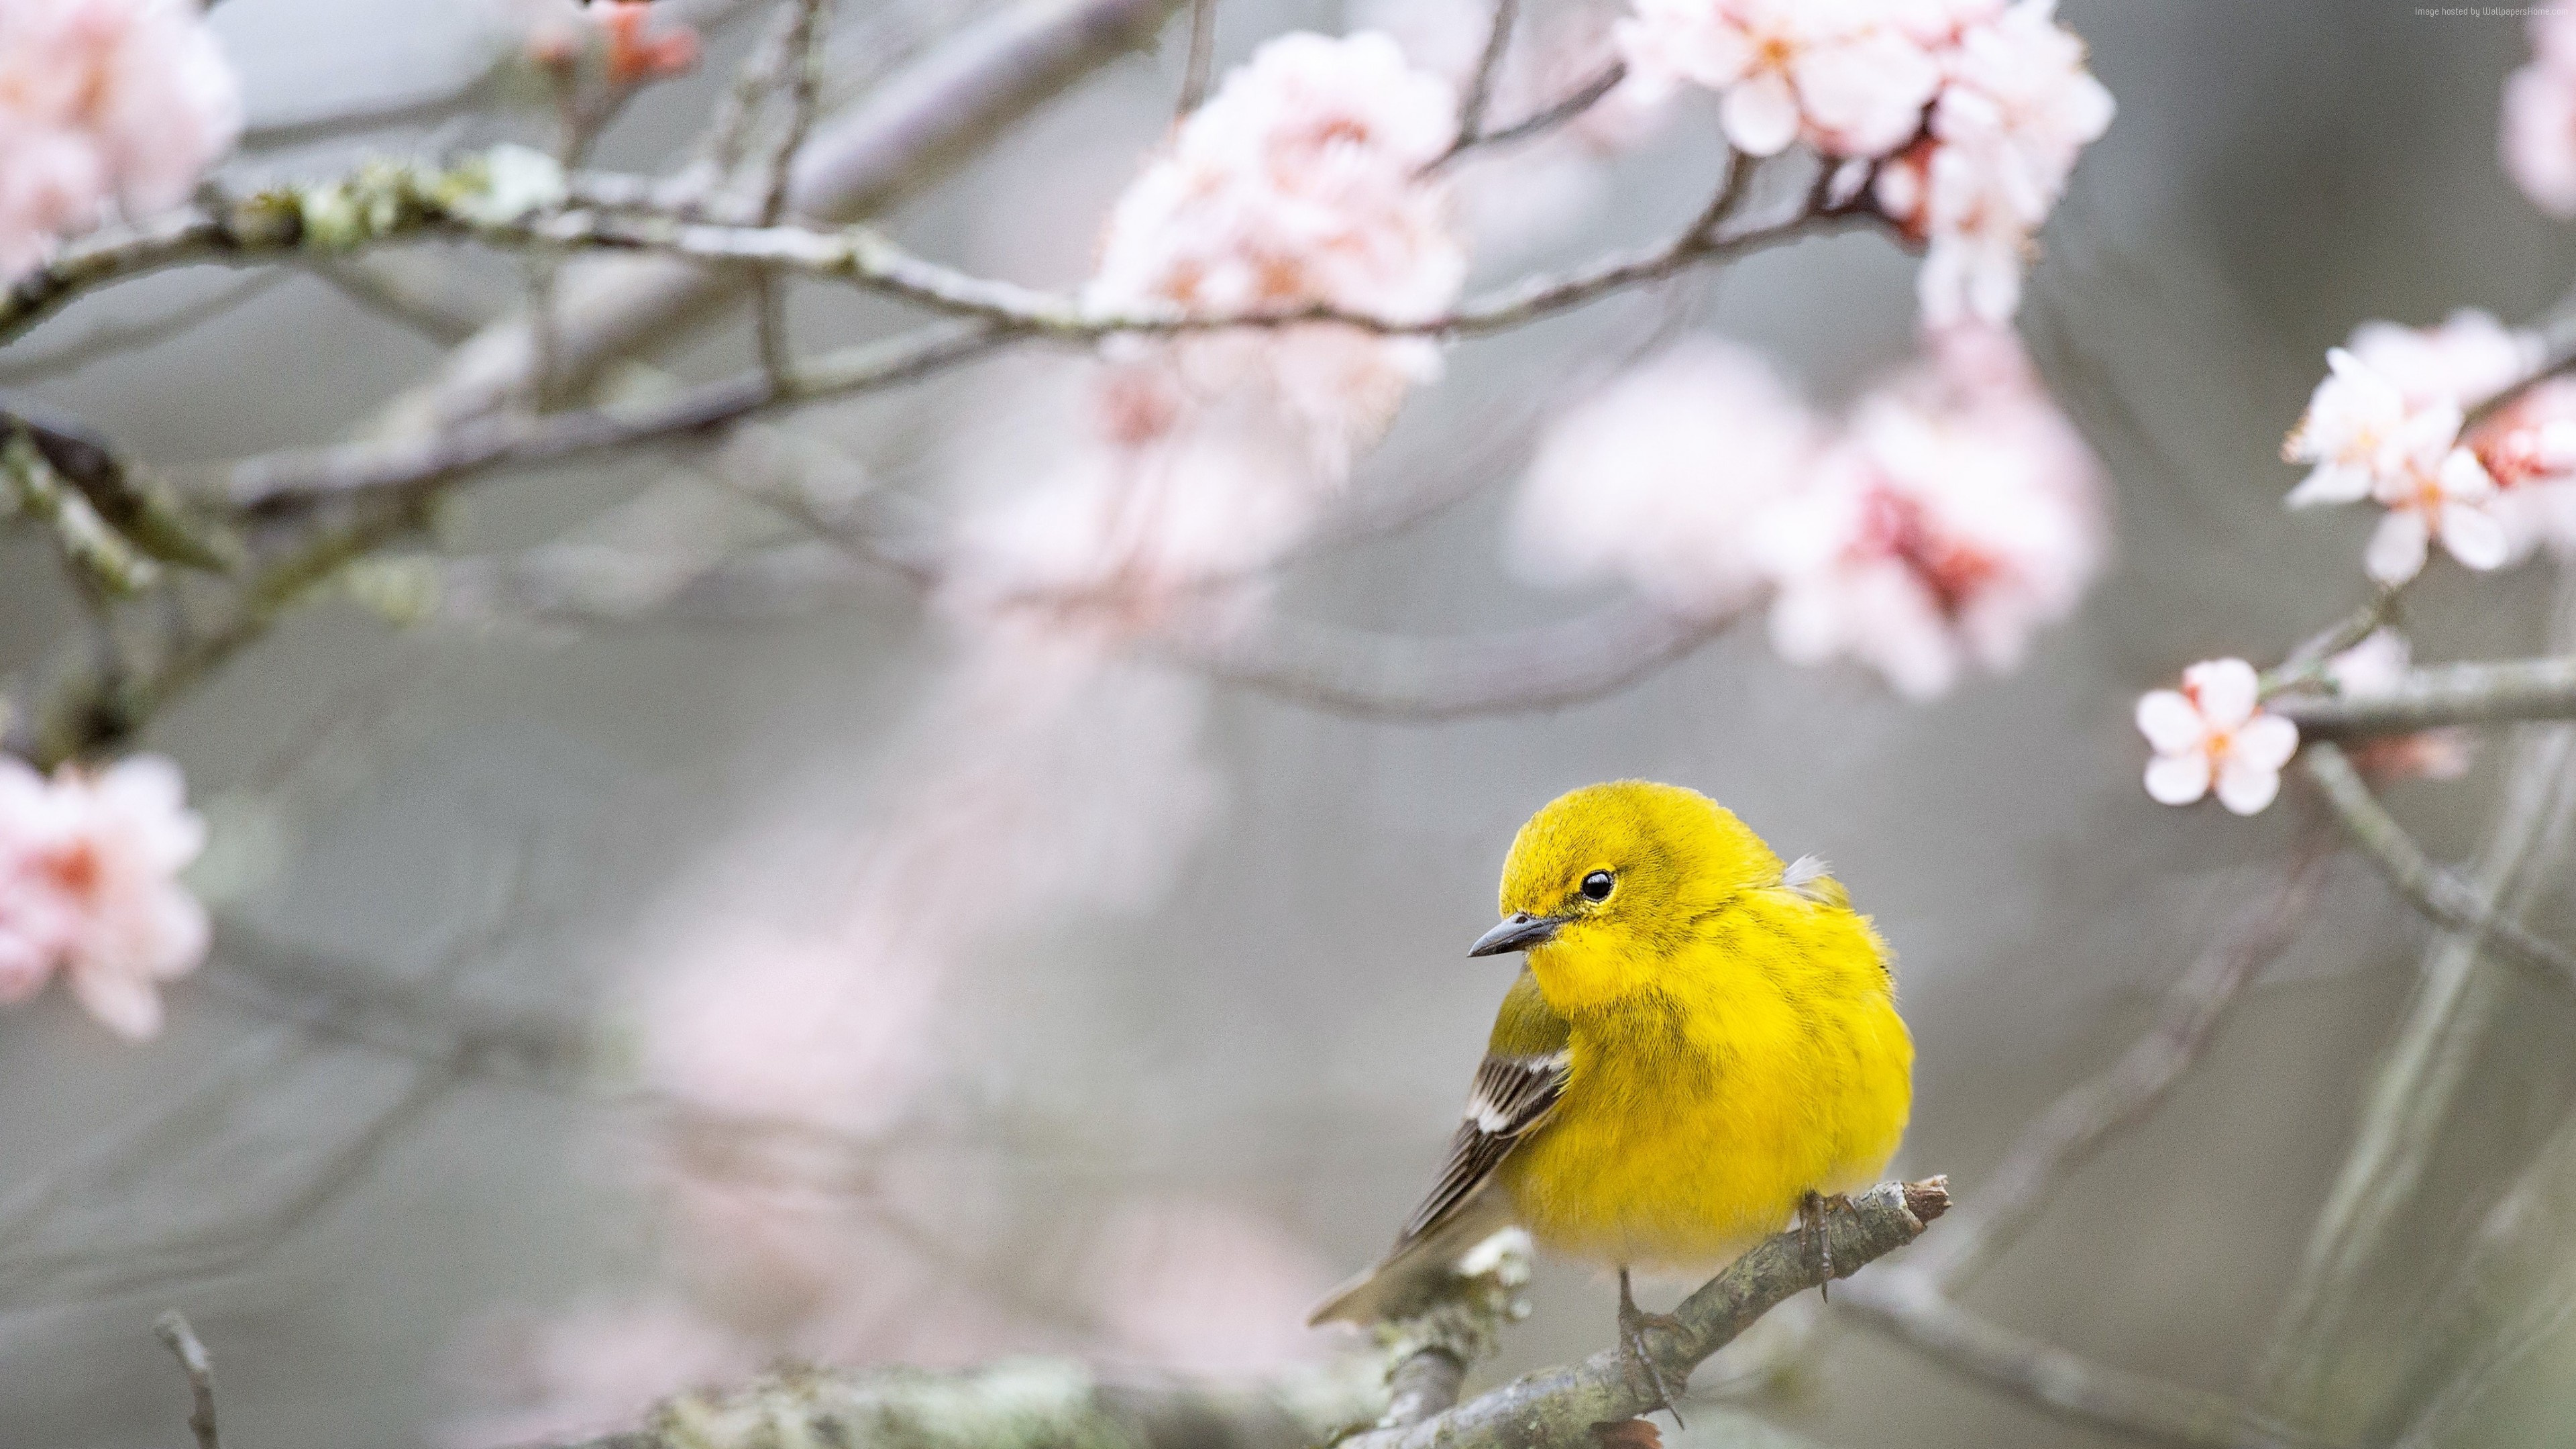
[1472,780,1783,1012]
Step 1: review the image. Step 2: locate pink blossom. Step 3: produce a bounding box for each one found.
[2345,310,2542,412]
[1900,140,2032,326]
[2283,349,2463,508]
[1510,339,1820,614]
[2505,11,2576,217]
[2136,659,2299,816]
[2285,348,2516,584]
[0,753,209,1039]
[1930,0,2113,221]
[1087,32,1466,472]
[0,0,241,279]
[2471,376,2576,558]
[1878,0,2111,327]
[1615,0,1941,158]
[2367,445,2510,585]
[1758,327,2104,697]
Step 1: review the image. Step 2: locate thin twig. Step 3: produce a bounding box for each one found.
[1906,826,2338,1291]
[1452,0,1519,145]
[0,274,282,384]
[1430,59,1624,170]
[154,1310,221,1449]
[1837,1271,2345,1449]
[2260,572,2576,1423]
[1175,0,1218,115]
[305,255,490,346]
[1175,600,1739,722]
[2298,741,2576,989]
[221,321,1003,508]
[753,0,835,378]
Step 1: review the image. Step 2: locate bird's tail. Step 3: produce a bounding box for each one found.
[1306,1189,1516,1326]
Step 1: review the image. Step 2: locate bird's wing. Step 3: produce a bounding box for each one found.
[1306,1044,1568,1326]
[1397,1046,1570,1246]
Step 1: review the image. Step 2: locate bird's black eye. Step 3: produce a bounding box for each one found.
[1581,870,1614,902]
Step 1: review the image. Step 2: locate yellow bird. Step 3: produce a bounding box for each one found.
[1310,780,1913,1412]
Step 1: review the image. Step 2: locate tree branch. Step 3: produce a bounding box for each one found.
[2298,741,2576,990]
[2272,656,2576,737]
[1344,1179,1947,1449]
[1904,828,2337,1291]
[406,0,1187,428]
[1835,1271,2344,1449]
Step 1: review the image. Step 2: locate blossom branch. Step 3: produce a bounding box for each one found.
[2273,655,2576,735]
[2298,741,2576,988]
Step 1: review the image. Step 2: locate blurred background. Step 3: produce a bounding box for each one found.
[6,1,2576,1446]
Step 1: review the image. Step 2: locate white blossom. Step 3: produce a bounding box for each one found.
[2135,659,2299,816]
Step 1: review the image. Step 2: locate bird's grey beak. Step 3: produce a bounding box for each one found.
[1469,912,1565,957]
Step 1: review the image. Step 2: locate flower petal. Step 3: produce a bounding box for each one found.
[2366,509,2431,585]
[2135,690,2204,753]
[2185,657,2260,730]
[2215,757,2283,816]
[2231,713,2300,772]
[2145,751,2212,806]
[2286,462,2373,508]
[2439,502,2513,571]
[1720,71,1801,156]
[68,961,163,1041]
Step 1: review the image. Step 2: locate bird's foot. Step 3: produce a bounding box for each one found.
[1798,1191,1848,1299]
[1615,1268,1688,1427]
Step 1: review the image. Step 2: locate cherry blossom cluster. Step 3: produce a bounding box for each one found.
[1614,0,2112,327]
[2134,309,2569,818]
[1513,323,2104,698]
[942,32,1470,641]
[0,753,209,1040]
[2282,310,2576,585]
[0,0,241,280]
[1087,31,1467,474]
[2504,7,2576,217]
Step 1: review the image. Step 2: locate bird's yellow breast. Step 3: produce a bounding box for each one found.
[1496,888,1913,1269]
